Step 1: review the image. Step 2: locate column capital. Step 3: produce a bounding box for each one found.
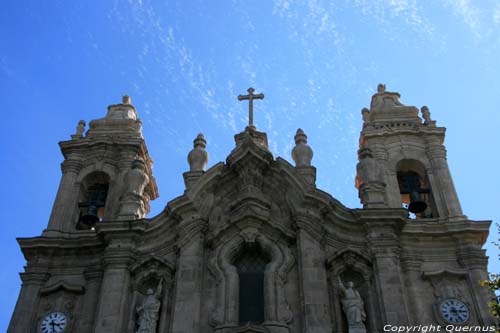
[61,159,83,174]
[20,272,50,285]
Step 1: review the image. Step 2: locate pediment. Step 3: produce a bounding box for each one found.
[40,280,85,296]
[130,255,175,275]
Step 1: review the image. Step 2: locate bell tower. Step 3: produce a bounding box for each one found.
[43,96,159,236]
[356,84,463,219]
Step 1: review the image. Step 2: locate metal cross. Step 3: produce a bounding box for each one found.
[238,87,264,128]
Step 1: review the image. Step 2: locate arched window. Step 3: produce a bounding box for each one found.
[234,244,270,325]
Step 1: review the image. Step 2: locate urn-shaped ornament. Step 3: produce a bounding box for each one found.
[292,128,313,167]
[188,133,208,172]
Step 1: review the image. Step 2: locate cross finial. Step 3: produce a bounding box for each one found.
[238,87,264,129]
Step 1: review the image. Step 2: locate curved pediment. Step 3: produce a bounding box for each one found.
[142,128,358,248]
[40,280,85,296]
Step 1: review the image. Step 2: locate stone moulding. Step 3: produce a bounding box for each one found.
[40,281,85,296]
[130,255,176,288]
[209,229,294,333]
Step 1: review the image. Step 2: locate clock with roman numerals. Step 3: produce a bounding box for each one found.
[39,311,67,333]
[439,299,470,324]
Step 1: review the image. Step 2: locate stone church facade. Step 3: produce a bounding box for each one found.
[8,86,495,332]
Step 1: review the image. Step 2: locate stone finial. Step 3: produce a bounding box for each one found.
[361,108,370,123]
[421,106,435,126]
[377,83,386,93]
[188,133,208,172]
[71,120,86,139]
[122,95,131,105]
[292,128,313,167]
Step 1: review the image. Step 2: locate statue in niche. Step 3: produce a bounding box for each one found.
[338,276,366,333]
[136,279,163,333]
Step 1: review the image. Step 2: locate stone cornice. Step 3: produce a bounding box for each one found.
[361,124,446,139]
[96,219,146,238]
[19,272,50,285]
[422,268,469,280]
[18,235,104,260]
[401,219,490,245]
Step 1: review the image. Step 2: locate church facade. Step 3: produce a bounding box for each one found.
[8,86,495,333]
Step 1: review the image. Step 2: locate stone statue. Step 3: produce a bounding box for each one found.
[136,279,163,333]
[338,276,366,333]
[361,108,370,124]
[421,106,431,123]
[71,120,86,139]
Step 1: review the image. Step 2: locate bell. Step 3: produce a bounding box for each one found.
[76,204,100,229]
[408,191,427,214]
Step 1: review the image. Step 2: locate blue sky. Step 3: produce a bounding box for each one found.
[1,0,500,329]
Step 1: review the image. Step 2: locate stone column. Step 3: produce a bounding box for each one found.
[296,218,333,333]
[44,159,82,235]
[170,220,206,333]
[93,241,133,333]
[427,142,463,218]
[458,245,496,326]
[158,279,174,333]
[364,213,409,326]
[77,270,103,332]
[8,272,49,332]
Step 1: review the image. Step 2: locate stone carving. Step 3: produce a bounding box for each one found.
[338,276,366,333]
[126,159,150,196]
[370,84,404,110]
[291,128,313,167]
[356,148,385,207]
[356,148,383,185]
[188,133,208,172]
[118,159,150,219]
[71,120,86,139]
[76,120,86,136]
[361,108,370,124]
[421,106,431,123]
[420,106,436,126]
[136,279,163,333]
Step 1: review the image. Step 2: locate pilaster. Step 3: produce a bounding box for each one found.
[359,209,410,325]
[295,215,333,333]
[77,269,103,332]
[8,272,50,332]
[457,243,496,326]
[44,159,82,235]
[170,219,207,333]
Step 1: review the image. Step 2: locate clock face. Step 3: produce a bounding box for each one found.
[439,299,469,324]
[39,312,67,333]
